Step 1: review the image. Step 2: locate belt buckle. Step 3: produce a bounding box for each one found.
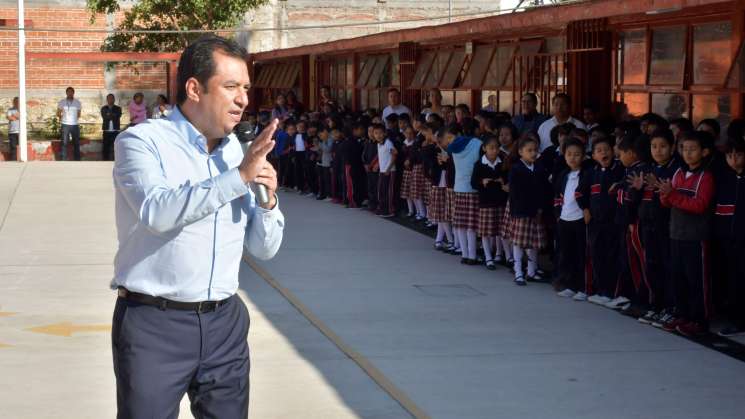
[197,301,205,313]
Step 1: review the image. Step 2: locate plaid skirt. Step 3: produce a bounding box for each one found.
[401,165,427,200]
[446,188,456,223]
[428,186,448,223]
[478,206,505,238]
[506,214,547,250]
[452,192,480,231]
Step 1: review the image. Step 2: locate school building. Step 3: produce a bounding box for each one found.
[248,0,745,130]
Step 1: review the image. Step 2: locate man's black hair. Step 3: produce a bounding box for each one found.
[176,35,248,104]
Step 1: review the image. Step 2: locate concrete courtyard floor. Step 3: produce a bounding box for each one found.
[1,162,744,419]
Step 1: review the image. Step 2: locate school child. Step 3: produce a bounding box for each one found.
[362,125,379,211]
[554,138,591,300]
[608,135,650,313]
[445,126,482,265]
[471,135,509,270]
[303,121,320,197]
[496,122,518,265]
[659,131,716,337]
[401,126,427,220]
[293,120,311,195]
[340,127,364,208]
[422,123,454,250]
[330,127,345,204]
[714,137,745,337]
[313,126,333,201]
[634,128,680,326]
[373,123,398,217]
[586,137,626,305]
[506,136,551,285]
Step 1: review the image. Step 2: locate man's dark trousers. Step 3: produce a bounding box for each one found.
[112,294,250,419]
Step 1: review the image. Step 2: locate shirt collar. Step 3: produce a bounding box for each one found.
[482,154,501,168]
[169,106,232,154]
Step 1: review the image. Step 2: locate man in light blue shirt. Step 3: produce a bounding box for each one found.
[111,36,283,419]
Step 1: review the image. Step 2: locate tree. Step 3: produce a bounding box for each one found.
[86,0,268,52]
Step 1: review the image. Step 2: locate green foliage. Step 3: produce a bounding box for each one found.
[43,115,60,139]
[86,0,268,52]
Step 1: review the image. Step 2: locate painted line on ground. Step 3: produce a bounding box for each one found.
[243,254,431,419]
[0,164,27,235]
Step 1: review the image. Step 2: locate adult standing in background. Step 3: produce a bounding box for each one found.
[421,88,443,119]
[537,93,585,152]
[151,94,172,119]
[101,94,122,161]
[128,92,148,126]
[512,93,548,136]
[271,93,289,121]
[57,87,82,161]
[111,35,284,419]
[6,97,20,161]
[382,88,411,121]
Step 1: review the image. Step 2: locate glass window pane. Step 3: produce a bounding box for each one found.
[410,51,435,89]
[440,90,455,106]
[692,95,731,140]
[285,63,300,88]
[518,40,543,55]
[481,90,498,109]
[622,29,647,85]
[484,44,517,88]
[367,55,390,88]
[454,90,471,107]
[347,58,354,87]
[649,26,687,85]
[391,52,400,87]
[727,39,745,90]
[379,58,392,88]
[462,45,495,88]
[693,22,732,85]
[360,89,369,110]
[440,50,467,89]
[624,92,649,117]
[369,89,380,111]
[544,36,565,54]
[424,50,452,89]
[498,91,514,114]
[356,57,375,88]
[651,93,689,120]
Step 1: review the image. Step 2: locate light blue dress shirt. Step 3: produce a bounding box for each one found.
[453,138,483,193]
[111,107,284,302]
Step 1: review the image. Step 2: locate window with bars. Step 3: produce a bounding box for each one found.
[357,53,397,112]
[614,19,743,129]
[318,56,354,108]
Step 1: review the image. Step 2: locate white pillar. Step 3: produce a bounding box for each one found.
[17,0,28,162]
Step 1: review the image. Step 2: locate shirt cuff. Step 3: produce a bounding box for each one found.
[216,167,252,204]
[256,193,280,214]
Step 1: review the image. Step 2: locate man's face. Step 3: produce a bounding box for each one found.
[583,108,596,124]
[12,98,19,108]
[552,98,569,118]
[388,91,400,106]
[107,95,115,106]
[66,89,75,100]
[521,95,536,115]
[195,51,249,138]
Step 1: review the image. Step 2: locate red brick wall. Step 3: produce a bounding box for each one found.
[0,7,165,91]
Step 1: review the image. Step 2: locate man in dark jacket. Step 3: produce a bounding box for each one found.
[101,94,122,161]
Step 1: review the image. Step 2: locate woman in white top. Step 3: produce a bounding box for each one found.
[152,94,172,119]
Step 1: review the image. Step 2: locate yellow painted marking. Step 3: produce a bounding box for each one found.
[0,342,12,348]
[0,312,17,317]
[26,322,111,337]
[243,255,431,419]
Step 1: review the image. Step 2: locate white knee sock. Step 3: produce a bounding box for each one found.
[482,237,494,261]
[513,245,525,278]
[442,222,454,243]
[493,236,503,260]
[407,199,415,215]
[526,248,539,277]
[502,237,513,260]
[453,226,461,249]
[415,199,426,217]
[467,229,478,260]
[436,224,445,243]
[456,229,468,257]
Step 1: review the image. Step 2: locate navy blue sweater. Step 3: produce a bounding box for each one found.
[508,159,551,218]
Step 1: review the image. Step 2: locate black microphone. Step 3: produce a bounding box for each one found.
[235,121,271,205]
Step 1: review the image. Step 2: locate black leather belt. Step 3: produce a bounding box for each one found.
[117,287,230,313]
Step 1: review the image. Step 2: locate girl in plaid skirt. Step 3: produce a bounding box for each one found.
[445,125,483,265]
[507,136,551,285]
[400,126,428,220]
[422,123,455,250]
[471,135,509,270]
[497,122,520,265]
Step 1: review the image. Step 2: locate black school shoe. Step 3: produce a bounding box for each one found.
[718,326,745,337]
[514,275,527,286]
